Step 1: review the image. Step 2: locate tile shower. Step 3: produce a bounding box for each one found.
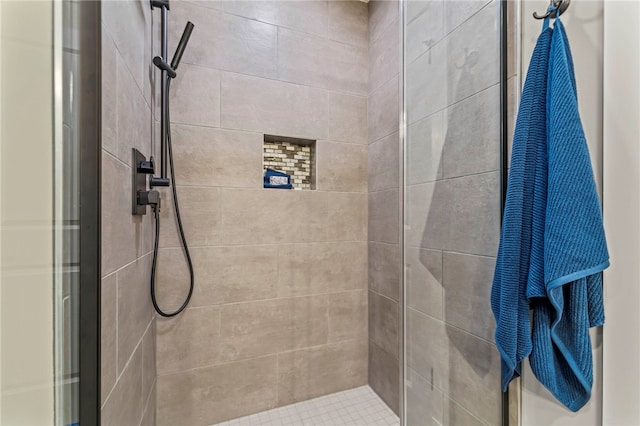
[99,0,504,425]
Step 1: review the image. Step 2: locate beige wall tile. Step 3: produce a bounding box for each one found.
[156,306,221,374]
[328,290,368,342]
[328,92,367,145]
[101,344,143,426]
[220,296,329,361]
[443,252,496,342]
[159,186,222,248]
[406,1,444,64]
[445,325,501,425]
[102,0,147,94]
[445,2,499,104]
[368,290,399,358]
[152,247,194,312]
[169,1,277,78]
[140,383,156,426]
[220,189,328,244]
[369,0,398,45]
[406,246,443,319]
[277,1,328,38]
[116,54,151,164]
[368,242,401,301]
[117,254,154,374]
[191,245,279,306]
[277,339,368,406]
[406,367,443,424]
[408,172,500,256]
[190,1,279,26]
[443,0,492,36]
[141,322,156,404]
[101,29,117,156]
[101,274,117,405]
[368,131,400,192]
[327,192,367,242]
[441,84,500,178]
[277,28,368,95]
[170,124,263,188]
[369,16,399,94]
[368,188,400,244]
[328,1,368,48]
[444,397,485,426]
[221,72,329,140]
[101,151,148,275]
[369,341,400,414]
[278,242,367,297]
[368,75,399,143]
[406,41,447,124]
[406,308,449,391]
[316,141,367,193]
[156,355,278,425]
[407,111,445,185]
[170,64,221,128]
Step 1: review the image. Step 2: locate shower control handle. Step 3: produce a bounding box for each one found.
[150,176,170,187]
[138,190,160,207]
[153,56,177,79]
[137,159,155,175]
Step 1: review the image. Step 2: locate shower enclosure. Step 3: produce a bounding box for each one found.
[96,0,512,424]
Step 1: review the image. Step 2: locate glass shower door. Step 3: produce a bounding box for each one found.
[0,1,100,424]
[402,0,503,424]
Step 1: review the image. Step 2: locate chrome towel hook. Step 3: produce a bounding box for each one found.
[533,0,571,19]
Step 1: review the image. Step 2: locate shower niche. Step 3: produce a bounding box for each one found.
[263,135,316,190]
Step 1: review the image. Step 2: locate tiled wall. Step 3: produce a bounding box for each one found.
[100,1,157,425]
[367,0,401,415]
[154,1,369,424]
[404,1,502,425]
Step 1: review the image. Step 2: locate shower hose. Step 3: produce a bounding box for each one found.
[150,77,194,317]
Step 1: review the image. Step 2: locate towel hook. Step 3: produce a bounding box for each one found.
[533,0,571,19]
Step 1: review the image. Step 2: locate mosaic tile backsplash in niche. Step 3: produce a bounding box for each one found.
[263,140,315,190]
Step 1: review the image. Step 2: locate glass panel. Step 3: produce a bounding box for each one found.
[0,1,81,424]
[402,0,502,424]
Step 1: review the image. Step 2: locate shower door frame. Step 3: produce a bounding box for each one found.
[75,0,102,424]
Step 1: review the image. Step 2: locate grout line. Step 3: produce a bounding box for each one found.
[102,148,131,170]
[102,251,153,281]
[179,287,368,311]
[406,306,496,346]
[182,0,366,51]
[157,337,368,378]
[158,240,369,250]
[140,377,156,426]
[404,168,500,188]
[197,66,368,99]
[101,313,149,410]
[368,289,400,305]
[406,81,501,128]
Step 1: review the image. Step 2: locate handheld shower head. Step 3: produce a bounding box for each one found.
[171,21,194,71]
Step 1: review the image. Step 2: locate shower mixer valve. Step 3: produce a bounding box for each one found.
[132,148,162,215]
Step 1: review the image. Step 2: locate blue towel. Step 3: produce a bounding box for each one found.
[491,22,552,391]
[492,17,609,411]
[528,18,609,411]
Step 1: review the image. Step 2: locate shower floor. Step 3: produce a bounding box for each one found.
[214,386,399,426]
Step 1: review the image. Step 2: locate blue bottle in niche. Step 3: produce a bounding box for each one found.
[264,168,293,189]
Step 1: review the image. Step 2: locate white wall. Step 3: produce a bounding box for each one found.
[602,1,640,424]
[0,1,55,424]
[520,1,604,425]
